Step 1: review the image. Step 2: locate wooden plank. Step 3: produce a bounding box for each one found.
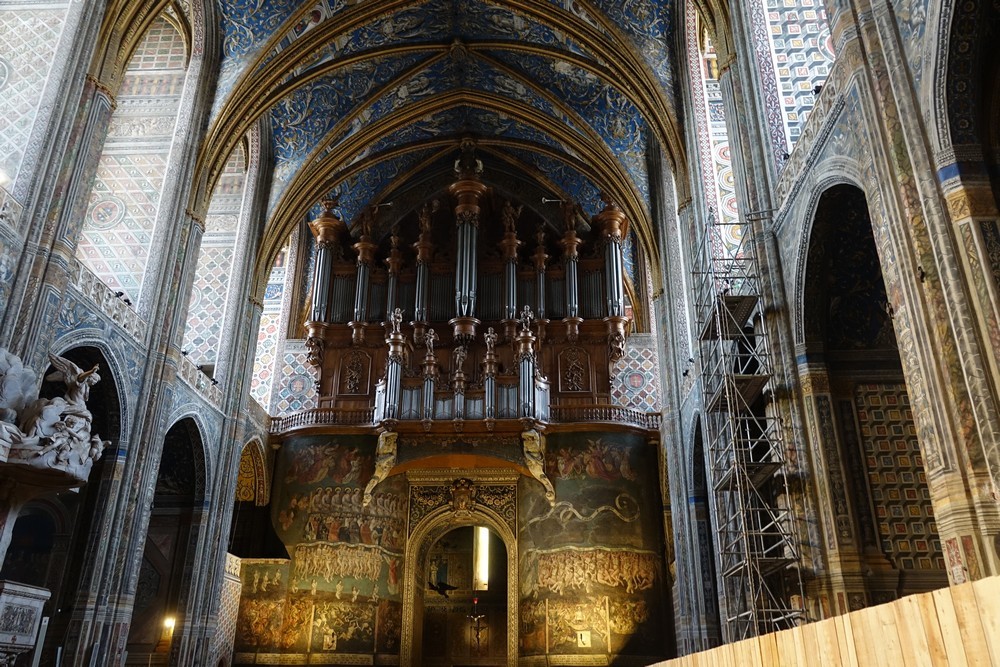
[813,615,843,666]
[892,593,933,667]
[849,607,883,667]
[914,591,951,667]
[799,621,821,667]
[776,627,799,667]
[834,613,860,667]
[972,577,1000,666]
[757,627,780,667]
[950,582,991,667]
[932,586,970,666]
[873,600,904,665]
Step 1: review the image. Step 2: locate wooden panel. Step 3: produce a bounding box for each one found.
[657,578,1000,667]
[950,582,990,666]
[892,594,933,667]
[972,577,1000,666]
[932,585,970,666]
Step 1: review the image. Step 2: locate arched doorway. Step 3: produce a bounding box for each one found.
[801,184,946,604]
[402,498,517,667]
[420,525,508,665]
[126,417,204,663]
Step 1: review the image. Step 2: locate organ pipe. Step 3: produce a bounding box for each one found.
[304,198,345,365]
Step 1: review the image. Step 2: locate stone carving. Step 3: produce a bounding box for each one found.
[363,432,397,508]
[449,478,477,516]
[423,328,438,354]
[518,305,535,333]
[0,349,108,485]
[389,307,403,335]
[522,430,555,506]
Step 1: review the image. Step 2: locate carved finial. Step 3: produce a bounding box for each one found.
[321,196,341,219]
[390,307,403,335]
[518,306,535,333]
[599,192,620,211]
[484,327,498,353]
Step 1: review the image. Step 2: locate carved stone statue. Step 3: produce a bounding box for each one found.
[363,432,397,508]
[522,430,555,505]
[0,350,108,485]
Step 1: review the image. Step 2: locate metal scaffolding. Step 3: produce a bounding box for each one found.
[695,210,804,642]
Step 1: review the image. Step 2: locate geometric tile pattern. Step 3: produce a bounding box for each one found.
[761,0,835,150]
[854,383,944,571]
[182,147,246,364]
[610,334,662,413]
[272,344,318,415]
[0,7,66,186]
[75,16,186,302]
[701,40,740,232]
[249,251,286,409]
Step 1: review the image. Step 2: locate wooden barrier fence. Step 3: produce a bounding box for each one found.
[651,576,1000,666]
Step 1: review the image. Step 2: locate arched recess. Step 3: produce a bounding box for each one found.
[126,416,207,661]
[401,493,518,667]
[689,417,721,649]
[75,11,189,302]
[800,184,946,602]
[229,438,286,559]
[18,344,126,663]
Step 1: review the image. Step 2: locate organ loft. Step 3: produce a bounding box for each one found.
[0,1,999,666]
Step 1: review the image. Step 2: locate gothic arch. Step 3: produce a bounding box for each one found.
[401,495,518,667]
[235,437,269,506]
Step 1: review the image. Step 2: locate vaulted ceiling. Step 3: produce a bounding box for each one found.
[197,0,683,261]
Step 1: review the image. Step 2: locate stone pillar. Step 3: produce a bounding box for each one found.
[596,195,629,362]
[305,199,345,365]
[448,140,486,343]
[559,204,583,342]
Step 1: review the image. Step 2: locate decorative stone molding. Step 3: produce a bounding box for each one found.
[71,260,145,342]
[0,188,22,231]
[177,354,223,408]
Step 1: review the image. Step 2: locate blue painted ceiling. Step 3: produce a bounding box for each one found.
[213,0,677,230]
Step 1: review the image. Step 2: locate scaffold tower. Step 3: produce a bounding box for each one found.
[695,209,805,642]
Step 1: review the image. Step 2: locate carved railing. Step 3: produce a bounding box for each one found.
[270,407,377,433]
[271,403,660,434]
[549,404,661,430]
[71,260,146,341]
[177,354,223,407]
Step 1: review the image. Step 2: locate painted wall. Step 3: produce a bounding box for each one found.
[233,434,405,663]
[518,430,670,662]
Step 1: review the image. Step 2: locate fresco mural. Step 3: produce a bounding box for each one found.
[518,430,669,661]
[233,434,406,664]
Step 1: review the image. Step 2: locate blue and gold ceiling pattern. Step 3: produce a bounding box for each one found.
[201,0,681,257]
